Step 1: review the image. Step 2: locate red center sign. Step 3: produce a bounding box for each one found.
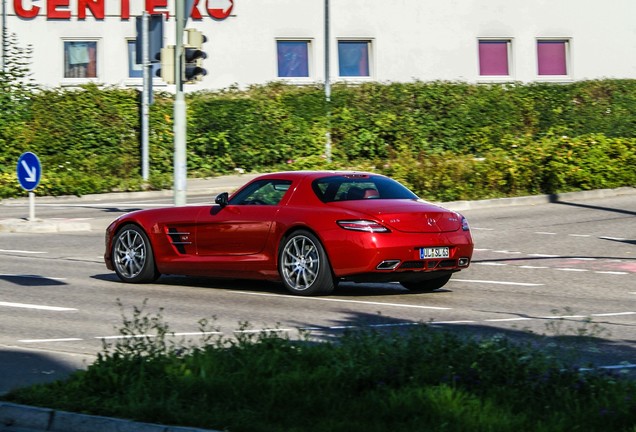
[12,0,234,21]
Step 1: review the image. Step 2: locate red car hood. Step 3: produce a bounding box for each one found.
[332,199,462,233]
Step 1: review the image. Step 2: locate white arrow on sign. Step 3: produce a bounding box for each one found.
[21,160,37,182]
[209,0,232,12]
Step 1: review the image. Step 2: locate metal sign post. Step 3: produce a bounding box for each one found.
[16,152,42,221]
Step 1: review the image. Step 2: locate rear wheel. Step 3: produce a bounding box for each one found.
[279,231,334,296]
[400,274,452,292]
[112,224,159,283]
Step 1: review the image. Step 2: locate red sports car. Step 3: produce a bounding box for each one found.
[104,171,473,296]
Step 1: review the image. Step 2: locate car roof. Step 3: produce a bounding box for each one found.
[254,170,379,181]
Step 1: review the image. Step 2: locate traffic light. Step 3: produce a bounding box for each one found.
[184,29,208,83]
[155,45,175,84]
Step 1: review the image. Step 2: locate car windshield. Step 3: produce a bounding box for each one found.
[312,174,419,203]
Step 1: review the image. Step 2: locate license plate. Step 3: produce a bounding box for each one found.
[419,247,450,259]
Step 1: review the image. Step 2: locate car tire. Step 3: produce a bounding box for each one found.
[400,274,452,292]
[112,224,160,283]
[279,230,334,296]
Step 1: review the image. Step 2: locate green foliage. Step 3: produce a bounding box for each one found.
[4,304,636,431]
[1,79,636,199]
[0,33,38,173]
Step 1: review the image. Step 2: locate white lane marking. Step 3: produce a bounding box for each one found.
[599,236,627,241]
[485,317,533,322]
[452,279,543,286]
[230,291,452,310]
[96,331,223,340]
[19,338,83,343]
[520,265,549,269]
[555,268,589,272]
[0,274,66,281]
[493,250,522,254]
[596,271,628,275]
[569,234,591,238]
[591,312,636,317]
[473,248,491,251]
[527,253,560,257]
[0,301,76,311]
[430,320,476,324]
[0,249,47,254]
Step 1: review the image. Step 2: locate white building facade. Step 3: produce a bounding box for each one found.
[2,0,636,91]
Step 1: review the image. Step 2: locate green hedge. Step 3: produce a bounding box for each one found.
[1,80,635,200]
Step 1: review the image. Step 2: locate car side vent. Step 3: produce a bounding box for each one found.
[167,227,192,254]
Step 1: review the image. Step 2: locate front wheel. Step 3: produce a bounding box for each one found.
[400,274,452,292]
[279,231,334,296]
[112,224,159,283]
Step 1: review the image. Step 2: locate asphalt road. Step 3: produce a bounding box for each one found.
[0,186,635,396]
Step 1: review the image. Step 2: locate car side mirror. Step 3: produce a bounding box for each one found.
[215,192,229,207]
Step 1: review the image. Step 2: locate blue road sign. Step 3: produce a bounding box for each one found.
[17,152,42,191]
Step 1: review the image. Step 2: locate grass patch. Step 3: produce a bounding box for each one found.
[3,301,636,432]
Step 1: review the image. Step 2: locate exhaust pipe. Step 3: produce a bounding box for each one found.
[377,260,401,270]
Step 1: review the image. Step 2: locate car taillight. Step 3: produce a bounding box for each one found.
[461,216,470,231]
[337,220,390,233]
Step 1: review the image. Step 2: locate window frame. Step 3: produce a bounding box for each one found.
[536,38,572,81]
[62,38,100,84]
[477,38,513,82]
[337,38,374,80]
[276,39,313,81]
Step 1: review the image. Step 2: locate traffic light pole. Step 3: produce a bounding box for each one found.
[173,0,187,206]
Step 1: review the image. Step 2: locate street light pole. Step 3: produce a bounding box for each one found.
[324,0,332,162]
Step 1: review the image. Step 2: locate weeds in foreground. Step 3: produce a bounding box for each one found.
[4,301,636,432]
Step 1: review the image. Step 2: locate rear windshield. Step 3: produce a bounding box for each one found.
[312,174,419,203]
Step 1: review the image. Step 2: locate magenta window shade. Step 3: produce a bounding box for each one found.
[537,40,567,75]
[479,40,509,76]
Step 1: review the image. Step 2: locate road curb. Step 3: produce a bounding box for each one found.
[0,402,219,432]
[440,186,636,211]
[0,219,91,234]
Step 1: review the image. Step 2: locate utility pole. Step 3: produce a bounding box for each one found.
[141,12,150,183]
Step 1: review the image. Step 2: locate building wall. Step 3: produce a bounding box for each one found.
[2,0,635,91]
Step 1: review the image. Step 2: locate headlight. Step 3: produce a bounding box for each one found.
[337,220,390,233]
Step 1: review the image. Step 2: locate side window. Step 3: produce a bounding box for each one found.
[64,41,98,78]
[537,39,570,77]
[478,39,511,77]
[231,180,292,205]
[338,40,371,77]
[277,40,311,78]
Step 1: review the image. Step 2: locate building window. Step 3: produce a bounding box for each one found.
[478,39,511,76]
[338,40,371,77]
[64,41,97,78]
[127,40,160,79]
[277,40,310,78]
[537,39,569,76]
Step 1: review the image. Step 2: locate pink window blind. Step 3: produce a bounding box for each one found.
[479,40,509,76]
[537,40,567,75]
